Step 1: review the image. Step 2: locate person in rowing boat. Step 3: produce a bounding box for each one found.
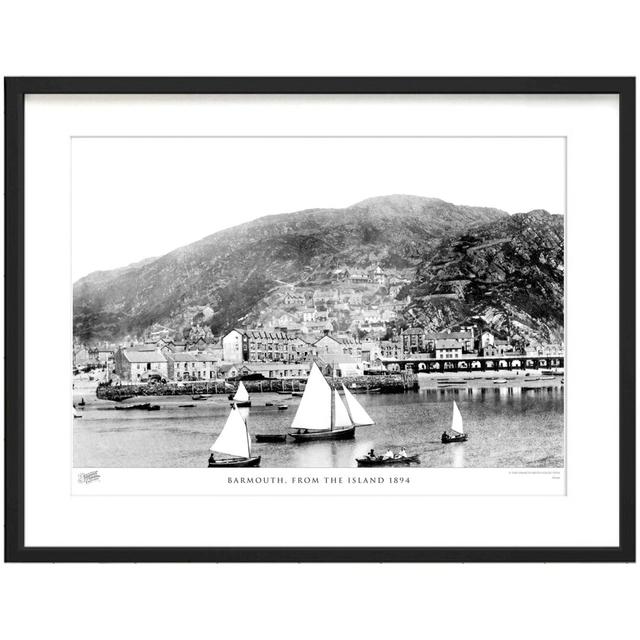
[399,448,408,458]
[442,431,448,440]
[368,449,376,459]
[383,449,394,460]
[208,453,215,464]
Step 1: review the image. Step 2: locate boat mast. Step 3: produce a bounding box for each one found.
[244,412,251,460]
[330,382,335,431]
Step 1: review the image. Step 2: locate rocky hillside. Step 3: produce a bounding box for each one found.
[73,195,564,345]
[73,195,508,341]
[403,210,565,344]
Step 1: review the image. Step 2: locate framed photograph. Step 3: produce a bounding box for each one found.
[5,77,635,562]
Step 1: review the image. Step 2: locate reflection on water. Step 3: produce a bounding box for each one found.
[74,386,564,469]
[452,443,465,468]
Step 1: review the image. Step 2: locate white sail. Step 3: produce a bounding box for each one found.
[333,390,353,429]
[211,406,251,458]
[341,384,375,426]
[451,401,464,434]
[233,381,250,403]
[291,363,332,431]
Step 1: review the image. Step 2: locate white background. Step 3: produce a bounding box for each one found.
[30,95,600,545]
[1,2,638,640]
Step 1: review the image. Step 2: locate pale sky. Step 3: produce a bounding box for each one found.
[72,136,565,281]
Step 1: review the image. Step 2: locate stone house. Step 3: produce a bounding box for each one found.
[114,348,169,381]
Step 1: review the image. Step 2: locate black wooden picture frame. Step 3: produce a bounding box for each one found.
[4,77,636,562]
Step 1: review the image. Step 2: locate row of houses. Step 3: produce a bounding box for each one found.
[84,323,560,383]
[399,328,521,358]
[221,329,392,365]
[113,349,220,382]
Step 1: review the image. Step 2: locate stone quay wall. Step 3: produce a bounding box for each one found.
[96,373,417,400]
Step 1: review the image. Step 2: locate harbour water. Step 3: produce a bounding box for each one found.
[73,378,564,468]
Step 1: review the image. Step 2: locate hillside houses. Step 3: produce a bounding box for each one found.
[312,288,339,304]
[282,290,306,306]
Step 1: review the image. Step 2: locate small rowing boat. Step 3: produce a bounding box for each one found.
[255,433,287,443]
[356,453,419,467]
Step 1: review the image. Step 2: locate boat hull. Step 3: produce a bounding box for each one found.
[441,434,468,443]
[288,426,356,441]
[208,456,261,467]
[255,434,287,443]
[115,403,151,411]
[231,401,252,408]
[356,454,420,467]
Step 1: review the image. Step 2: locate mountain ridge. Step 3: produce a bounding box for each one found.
[73,195,562,345]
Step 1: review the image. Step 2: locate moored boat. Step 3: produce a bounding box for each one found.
[208,405,261,467]
[493,378,508,384]
[289,426,355,441]
[115,402,151,411]
[277,404,288,410]
[230,381,251,407]
[192,395,208,401]
[288,363,374,442]
[441,401,468,443]
[255,433,287,443]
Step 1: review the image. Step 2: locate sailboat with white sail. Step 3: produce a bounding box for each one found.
[208,404,261,467]
[288,363,374,442]
[230,381,251,407]
[441,400,468,443]
[341,384,375,426]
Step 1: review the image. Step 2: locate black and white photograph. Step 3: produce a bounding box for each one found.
[72,136,565,472]
[7,76,632,563]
